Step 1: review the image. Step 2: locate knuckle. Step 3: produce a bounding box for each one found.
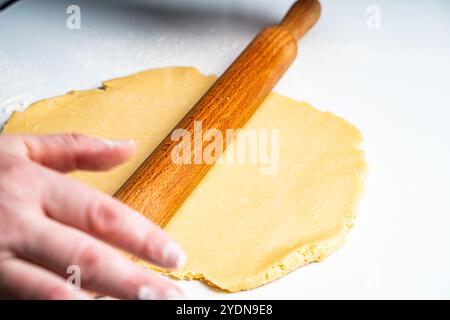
[87,201,124,237]
[46,285,71,300]
[74,244,102,284]
[139,231,156,259]
[123,272,146,286]
[0,156,28,177]
[0,160,40,197]
[0,206,36,252]
[0,219,20,251]
[0,134,17,147]
[63,133,88,147]
[0,136,28,158]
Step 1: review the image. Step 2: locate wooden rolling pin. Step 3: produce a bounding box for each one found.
[115,0,321,227]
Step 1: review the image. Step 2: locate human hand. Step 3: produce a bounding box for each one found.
[0,134,185,300]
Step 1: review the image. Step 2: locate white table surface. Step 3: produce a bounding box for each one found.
[1,0,449,299]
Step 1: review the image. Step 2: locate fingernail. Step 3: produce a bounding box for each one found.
[137,286,157,300]
[137,286,184,300]
[162,242,186,269]
[101,139,134,148]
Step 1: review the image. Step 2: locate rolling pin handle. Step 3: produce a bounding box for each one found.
[280,0,321,41]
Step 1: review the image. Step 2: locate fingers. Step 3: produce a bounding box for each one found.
[14,219,183,300]
[41,170,185,270]
[0,258,90,300]
[17,133,135,172]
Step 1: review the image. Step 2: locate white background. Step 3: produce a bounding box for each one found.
[0,0,449,299]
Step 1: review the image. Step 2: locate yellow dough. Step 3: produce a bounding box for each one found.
[2,67,367,292]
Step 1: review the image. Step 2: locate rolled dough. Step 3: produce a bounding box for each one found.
[2,67,367,292]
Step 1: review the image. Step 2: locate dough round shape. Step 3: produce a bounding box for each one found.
[2,67,367,292]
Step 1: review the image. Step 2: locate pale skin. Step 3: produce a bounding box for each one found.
[0,133,186,299]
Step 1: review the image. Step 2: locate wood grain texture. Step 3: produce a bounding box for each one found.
[114,0,321,227]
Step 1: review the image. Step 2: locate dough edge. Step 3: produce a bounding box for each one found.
[144,174,366,292]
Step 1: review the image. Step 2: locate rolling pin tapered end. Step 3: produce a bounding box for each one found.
[280,0,321,40]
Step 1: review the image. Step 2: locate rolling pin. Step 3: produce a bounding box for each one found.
[114,0,321,227]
